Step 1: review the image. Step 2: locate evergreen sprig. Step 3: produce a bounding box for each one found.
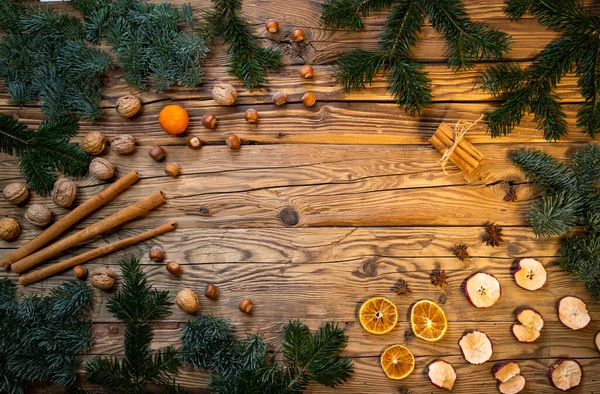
[71,0,208,92]
[180,317,353,393]
[0,113,91,195]
[512,144,600,298]
[481,0,600,141]
[201,0,283,90]
[85,257,182,393]
[0,1,112,120]
[0,279,93,394]
[321,0,511,115]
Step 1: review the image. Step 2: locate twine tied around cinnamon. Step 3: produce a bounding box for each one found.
[439,114,485,174]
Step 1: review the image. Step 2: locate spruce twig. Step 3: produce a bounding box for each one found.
[481,0,600,140]
[322,0,511,114]
[85,257,182,393]
[200,0,283,90]
[0,113,90,195]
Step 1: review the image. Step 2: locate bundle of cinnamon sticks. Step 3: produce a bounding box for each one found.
[2,170,176,286]
[428,122,484,174]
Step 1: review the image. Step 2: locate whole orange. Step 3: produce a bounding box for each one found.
[158,104,189,135]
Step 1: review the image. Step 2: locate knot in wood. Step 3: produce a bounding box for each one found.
[279,207,299,226]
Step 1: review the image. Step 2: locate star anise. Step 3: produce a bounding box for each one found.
[452,242,469,261]
[482,222,504,247]
[430,270,448,288]
[504,185,517,202]
[393,279,412,296]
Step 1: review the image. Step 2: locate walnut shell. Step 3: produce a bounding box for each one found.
[212,83,237,106]
[0,218,20,241]
[116,95,142,118]
[89,158,115,180]
[3,183,29,205]
[80,131,106,155]
[52,178,77,208]
[176,289,199,314]
[110,134,136,154]
[90,268,116,290]
[25,204,52,227]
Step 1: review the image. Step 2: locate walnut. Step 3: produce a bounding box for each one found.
[212,83,237,105]
[25,204,52,227]
[176,289,199,314]
[52,178,77,208]
[89,158,115,180]
[0,218,20,241]
[110,134,136,154]
[116,95,142,118]
[80,131,106,155]
[90,268,116,290]
[3,183,29,205]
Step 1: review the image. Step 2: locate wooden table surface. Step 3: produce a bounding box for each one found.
[1,1,600,392]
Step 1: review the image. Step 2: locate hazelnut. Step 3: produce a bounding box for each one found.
[265,19,279,33]
[3,183,29,205]
[149,145,166,161]
[116,95,142,118]
[239,298,253,314]
[299,64,313,79]
[166,261,181,276]
[202,113,217,129]
[0,218,20,241]
[89,158,115,180]
[149,246,165,261]
[245,108,259,123]
[110,134,136,154]
[302,92,317,107]
[52,178,77,208]
[25,204,52,227]
[225,134,241,150]
[204,284,218,300]
[164,162,180,177]
[176,289,199,314]
[90,268,116,290]
[187,136,202,150]
[212,83,237,106]
[272,91,287,106]
[80,131,106,155]
[73,265,88,279]
[291,27,305,42]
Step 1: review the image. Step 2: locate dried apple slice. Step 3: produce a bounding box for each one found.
[464,273,501,308]
[459,330,493,364]
[428,360,456,391]
[557,296,591,330]
[595,331,600,352]
[511,308,544,343]
[548,359,582,391]
[498,375,526,394]
[493,361,521,382]
[514,258,547,291]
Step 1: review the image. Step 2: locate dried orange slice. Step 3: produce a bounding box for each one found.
[359,297,398,335]
[381,344,415,380]
[410,299,448,342]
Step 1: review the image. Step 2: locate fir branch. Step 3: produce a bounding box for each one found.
[0,114,91,195]
[322,0,510,114]
[527,192,583,237]
[511,149,577,193]
[0,280,93,394]
[483,0,600,140]
[201,0,282,90]
[85,256,181,393]
[180,317,353,393]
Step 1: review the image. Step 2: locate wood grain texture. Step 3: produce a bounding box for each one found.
[2,0,600,392]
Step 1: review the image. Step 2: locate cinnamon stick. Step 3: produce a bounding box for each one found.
[434,127,481,169]
[19,221,177,286]
[438,123,484,162]
[428,135,474,174]
[11,190,166,274]
[1,170,140,270]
